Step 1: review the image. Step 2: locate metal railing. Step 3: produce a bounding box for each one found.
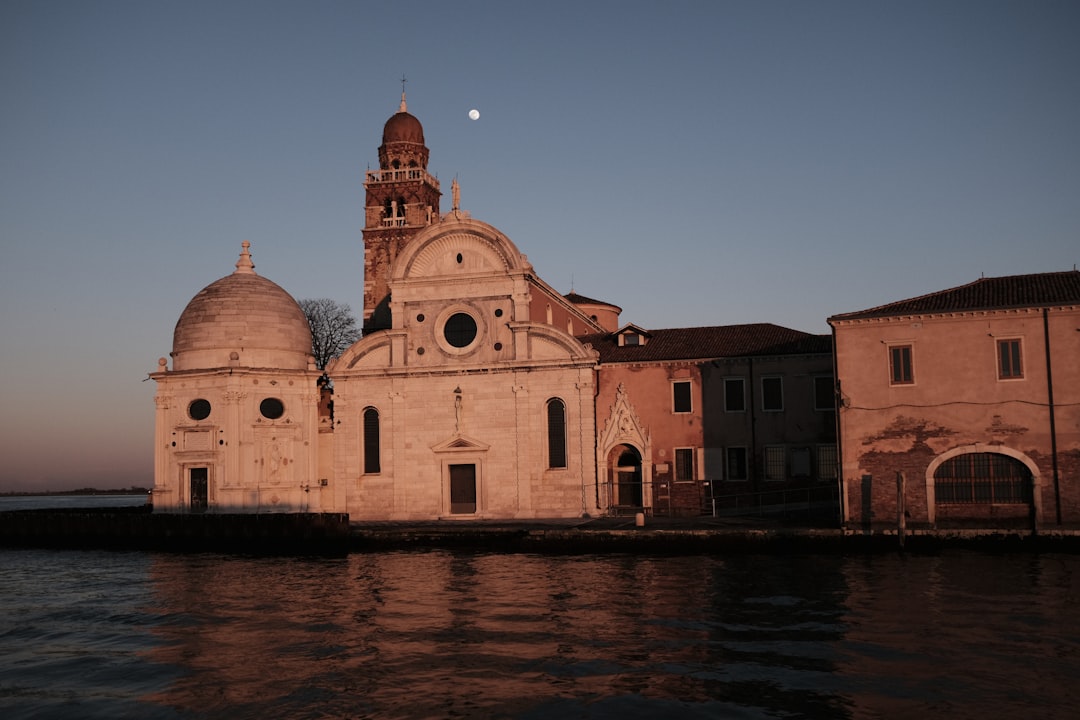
[704,483,840,520]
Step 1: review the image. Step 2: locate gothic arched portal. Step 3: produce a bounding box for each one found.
[609,444,643,509]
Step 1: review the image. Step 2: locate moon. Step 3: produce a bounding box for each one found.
[468,108,480,120]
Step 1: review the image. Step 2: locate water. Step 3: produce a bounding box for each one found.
[1,549,1077,719]
[0,495,148,512]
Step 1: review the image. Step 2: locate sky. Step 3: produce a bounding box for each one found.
[1,0,1077,491]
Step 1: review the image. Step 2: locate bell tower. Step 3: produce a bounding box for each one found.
[362,90,441,332]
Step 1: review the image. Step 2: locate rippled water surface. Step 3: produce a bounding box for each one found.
[1,548,1078,719]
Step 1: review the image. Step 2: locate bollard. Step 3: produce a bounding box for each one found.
[635,512,645,527]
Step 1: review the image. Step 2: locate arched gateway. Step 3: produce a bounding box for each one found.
[926,446,1040,526]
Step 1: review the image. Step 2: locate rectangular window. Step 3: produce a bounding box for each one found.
[761,376,783,412]
[764,446,786,481]
[725,447,748,481]
[672,380,692,413]
[998,339,1023,379]
[817,445,838,480]
[889,345,914,385]
[704,448,725,481]
[674,448,694,481]
[724,378,746,412]
[813,375,834,411]
[790,447,812,477]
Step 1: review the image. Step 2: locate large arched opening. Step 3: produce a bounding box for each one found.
[926,446,1039,526]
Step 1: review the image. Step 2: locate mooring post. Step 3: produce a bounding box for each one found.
[896,471,906,550]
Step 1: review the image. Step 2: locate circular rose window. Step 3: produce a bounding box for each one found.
[443,312,478,348]
[188,399,211,421]
[260,398,285,419]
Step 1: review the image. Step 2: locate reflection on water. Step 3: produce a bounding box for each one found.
[837,554,1080,719]
[1,549,1078,719]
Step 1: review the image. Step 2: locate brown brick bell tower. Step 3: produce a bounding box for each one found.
[361,91,442,332]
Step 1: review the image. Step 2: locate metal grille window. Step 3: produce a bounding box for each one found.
[934,452,1032,504]
[764,446,786,481]
[363,407,381,474]
[817,445,838,480]
[998,339,1023,379]
[546,398,567,469]
[674,448,694,481]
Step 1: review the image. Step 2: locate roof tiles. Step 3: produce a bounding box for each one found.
[580,324,831,364]
[829,270,1080,321]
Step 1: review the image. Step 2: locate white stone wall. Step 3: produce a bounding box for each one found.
[152,368,322,513]
[333,364,597,520]
[330,216,601,520]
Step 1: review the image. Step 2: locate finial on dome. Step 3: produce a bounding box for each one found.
[235,240,255,274]
[399,73,408,112]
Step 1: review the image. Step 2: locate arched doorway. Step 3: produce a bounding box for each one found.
[929,449,1037,526]
[609,444,643,509]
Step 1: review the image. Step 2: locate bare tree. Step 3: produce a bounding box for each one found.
[299,298,362,371]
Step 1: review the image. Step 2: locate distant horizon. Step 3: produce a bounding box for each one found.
[0,485,150,496]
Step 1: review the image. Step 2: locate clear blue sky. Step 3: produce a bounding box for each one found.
[2,1,1077,491]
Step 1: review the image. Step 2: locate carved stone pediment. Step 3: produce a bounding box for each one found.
[431,434,490,454]
[598,383,649,452]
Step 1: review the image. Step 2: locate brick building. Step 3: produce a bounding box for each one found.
[829,271,1080,529]
[581,323,835,517]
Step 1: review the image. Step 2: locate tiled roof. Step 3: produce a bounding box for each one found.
[564,291,620,309]
[830,270,1080,321]
[580,324,831,364]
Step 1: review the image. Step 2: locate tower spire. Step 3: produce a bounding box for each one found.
[399,73,407,112]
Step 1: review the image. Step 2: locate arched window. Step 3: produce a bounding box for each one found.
[363,407,381,474]
[547,399,567,469]
[934,452,1031,504]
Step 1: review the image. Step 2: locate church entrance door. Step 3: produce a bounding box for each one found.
[612,445,643,508]
[189,468,208,513]
[449,464,477,514]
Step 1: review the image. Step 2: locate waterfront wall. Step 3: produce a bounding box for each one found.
[0,508,350,553]
[3,508,1079,554]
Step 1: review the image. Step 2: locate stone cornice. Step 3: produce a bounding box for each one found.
[828,304,1079,327]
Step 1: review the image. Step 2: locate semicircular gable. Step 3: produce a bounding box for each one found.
[394,219,524,281]
[332,333,391,371]
[526,324,599,362]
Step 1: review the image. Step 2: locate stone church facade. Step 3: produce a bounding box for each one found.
[150,96,834,519]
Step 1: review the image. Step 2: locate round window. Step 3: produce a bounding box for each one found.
[443,312,478,348]
[260,398,285,419]
[188,399,211,421]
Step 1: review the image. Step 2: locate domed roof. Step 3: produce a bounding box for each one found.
[171,242,313,371]
[381,93,425,145]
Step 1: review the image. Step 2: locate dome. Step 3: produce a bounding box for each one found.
[171,242,313,371]
[383,111,424,145]
[381,93,425,145]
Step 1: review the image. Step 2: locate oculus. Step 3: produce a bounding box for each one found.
[444,312,478,348]
[260,398,285,420]
[188,399,211,421]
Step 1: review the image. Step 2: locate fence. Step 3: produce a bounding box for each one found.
[704,483,840,521]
